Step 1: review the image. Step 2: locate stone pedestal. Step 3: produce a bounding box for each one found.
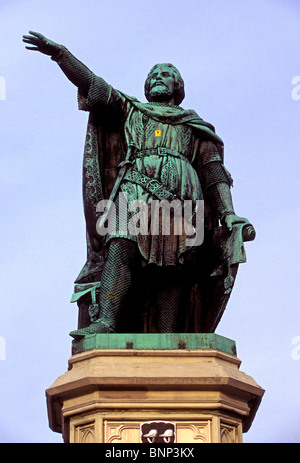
[46,334,264,443]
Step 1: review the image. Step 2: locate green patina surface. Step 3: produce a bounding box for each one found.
[72,333,236,356]
[23,32,255,340]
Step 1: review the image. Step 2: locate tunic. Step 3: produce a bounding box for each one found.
[78,75,224,266]
[118,101,202,265]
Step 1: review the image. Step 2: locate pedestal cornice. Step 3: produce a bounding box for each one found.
[46,334,264,442]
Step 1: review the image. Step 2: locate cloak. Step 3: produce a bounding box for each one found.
[71,90,255,333]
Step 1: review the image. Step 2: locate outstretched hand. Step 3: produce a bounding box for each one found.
[22,31,61,57]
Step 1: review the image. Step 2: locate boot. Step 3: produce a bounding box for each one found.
[69,319,115,340]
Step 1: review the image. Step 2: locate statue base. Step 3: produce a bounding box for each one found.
[46,334,264,443]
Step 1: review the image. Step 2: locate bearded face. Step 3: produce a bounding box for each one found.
[145,63,185,105]
[148,65,176,103]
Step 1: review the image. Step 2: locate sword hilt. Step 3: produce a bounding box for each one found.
[118,142,136,168]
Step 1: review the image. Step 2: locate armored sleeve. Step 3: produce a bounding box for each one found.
[198,141,235,221]
[51,46,124,112]
[198,141,233,192]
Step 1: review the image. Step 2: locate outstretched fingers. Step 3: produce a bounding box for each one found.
[24,46,39,51]
[23,38,37,45]
[23,30,60,56]
[22,32,42,42]
[22,31,47,48]
[28,30,44,38]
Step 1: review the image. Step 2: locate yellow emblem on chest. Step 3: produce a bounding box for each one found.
[155,129,161,137]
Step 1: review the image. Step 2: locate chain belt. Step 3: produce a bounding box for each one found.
[134,147,191,164]
[123,169,199,222]
[124,168,179,202]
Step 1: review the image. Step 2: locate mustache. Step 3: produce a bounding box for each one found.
[151,80,167,89]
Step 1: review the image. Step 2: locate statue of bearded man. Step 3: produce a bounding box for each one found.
[23,31,254,338]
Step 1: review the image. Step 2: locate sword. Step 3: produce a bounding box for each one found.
[97,142,136,230]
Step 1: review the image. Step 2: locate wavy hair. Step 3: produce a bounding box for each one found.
[144,63,185,105]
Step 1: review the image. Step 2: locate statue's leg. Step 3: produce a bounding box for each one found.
[155,269,184,333]
[70,238,140,338]
[98,238,140,330]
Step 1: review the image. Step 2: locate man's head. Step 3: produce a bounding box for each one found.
[144,63,185,105]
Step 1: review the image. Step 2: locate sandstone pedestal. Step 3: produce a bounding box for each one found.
[46,334,264,443]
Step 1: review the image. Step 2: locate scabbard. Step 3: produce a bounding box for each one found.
[97,142,136,229]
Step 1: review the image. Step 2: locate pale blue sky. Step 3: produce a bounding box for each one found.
[1,0,300,443]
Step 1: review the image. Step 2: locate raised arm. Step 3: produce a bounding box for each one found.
[23,31,93,97]
[22,31,122,108]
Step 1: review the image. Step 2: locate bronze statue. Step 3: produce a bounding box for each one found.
[23,31,255,338]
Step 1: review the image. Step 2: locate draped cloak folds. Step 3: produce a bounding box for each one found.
[71,81,252,333]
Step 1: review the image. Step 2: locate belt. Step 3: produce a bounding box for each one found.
[123,169,198,222]
[124,169,179,202]
[134,147,191,164]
